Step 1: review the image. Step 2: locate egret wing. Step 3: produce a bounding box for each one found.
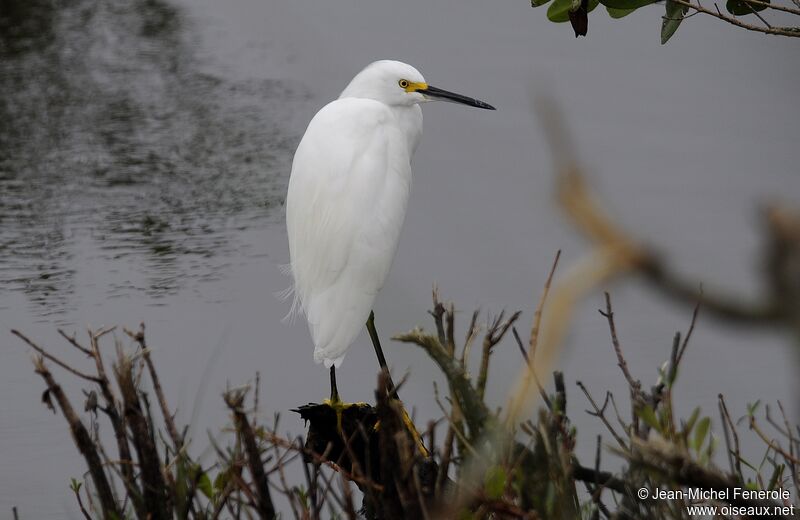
[286,98,405,366]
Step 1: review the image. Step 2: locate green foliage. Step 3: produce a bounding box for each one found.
[196,469,213,500]
[17,292,800,519]
[638,404,661,431]
[599,0,656,9]
[547,0,574,22]
[607,6,637,17]
[547,0,600,22]
[533,0,800,43]
[484,466,508,499]
[539,0,650,23]
[726,0,769,14]
[691,416,711,453]
[661,0,689,43]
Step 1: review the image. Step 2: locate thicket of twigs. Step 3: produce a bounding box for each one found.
[10,282,799,519]
[10,106,800,519]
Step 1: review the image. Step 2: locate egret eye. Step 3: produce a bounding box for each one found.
[398,79,409,89]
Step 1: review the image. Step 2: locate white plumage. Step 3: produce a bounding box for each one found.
[285,60,494,369]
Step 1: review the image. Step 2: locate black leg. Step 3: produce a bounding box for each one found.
[367,311,428,455]
[366,311,396,397]
[329,366,340,402]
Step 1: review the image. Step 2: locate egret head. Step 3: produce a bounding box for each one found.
[340,60,495,110]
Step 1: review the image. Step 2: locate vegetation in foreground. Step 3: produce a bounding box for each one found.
[10,284,800,519]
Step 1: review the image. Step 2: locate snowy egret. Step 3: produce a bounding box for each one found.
[285,60,494,398]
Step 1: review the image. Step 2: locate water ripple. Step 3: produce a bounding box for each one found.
[0,0,304,314]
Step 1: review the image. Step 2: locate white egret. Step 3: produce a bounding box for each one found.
[285,60,494,399]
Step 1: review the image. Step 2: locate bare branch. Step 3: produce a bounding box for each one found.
[670,0,800,35]
[11,330,102,383]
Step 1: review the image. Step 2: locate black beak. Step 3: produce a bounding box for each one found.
[423,85,496,110]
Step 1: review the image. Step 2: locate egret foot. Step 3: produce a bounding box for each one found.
[326,366,344,432]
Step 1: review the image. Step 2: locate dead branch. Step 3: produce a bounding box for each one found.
[12,330,102,383]
[114,353,170,519]
[224,388,276,519]
[124,324,183,451]
[32,357,119,518]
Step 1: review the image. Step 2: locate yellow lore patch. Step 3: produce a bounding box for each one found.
[404,81,428,93]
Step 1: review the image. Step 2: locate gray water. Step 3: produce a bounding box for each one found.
[1,0,798,517]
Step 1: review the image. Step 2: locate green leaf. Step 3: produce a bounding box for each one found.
[639,405,661,431]
[198,471,213,499]
[704,435,718,463]
[548,0,599,22]
[684,407,701,434]
[607,6,637,17]
[69,478,82,493]
[532,0,554,8]
[458,510,477,520]
[693,417,711,452]
[726,0,768,14]
[746,400,762,417]
[661,0,688,44]
[294,486,309,508]
[600,0,655,9]
[484,466,507,500]
[214,469,230,493]
[768,464,785,491]
[739,458,760,474]
[548,0,575,22]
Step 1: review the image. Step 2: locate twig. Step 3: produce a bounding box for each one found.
[11,330,102,383]
[85,329,142,515]
[733,0,800,15]
[477,311,521,399]
[676,300,700,366]
[749,414,800,465]
[436,424,456,497]
[430,286,447,349]
[72,483,93,520]
[58,329,94,357]
[529,250,562,361]
[776,400,800,493]
[577,382,628,450]
[114,354,170,519]
[670,0,800,36]
[512,326,551,410]
[572,464,629,496]
[125,324,184,451]
[462,310,479,364]
[598,293,641,394]
[432,382,480,461]
[718,394,743,479]
[225,389,276,519]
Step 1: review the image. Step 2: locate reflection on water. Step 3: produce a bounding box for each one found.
[0,0,301,314]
